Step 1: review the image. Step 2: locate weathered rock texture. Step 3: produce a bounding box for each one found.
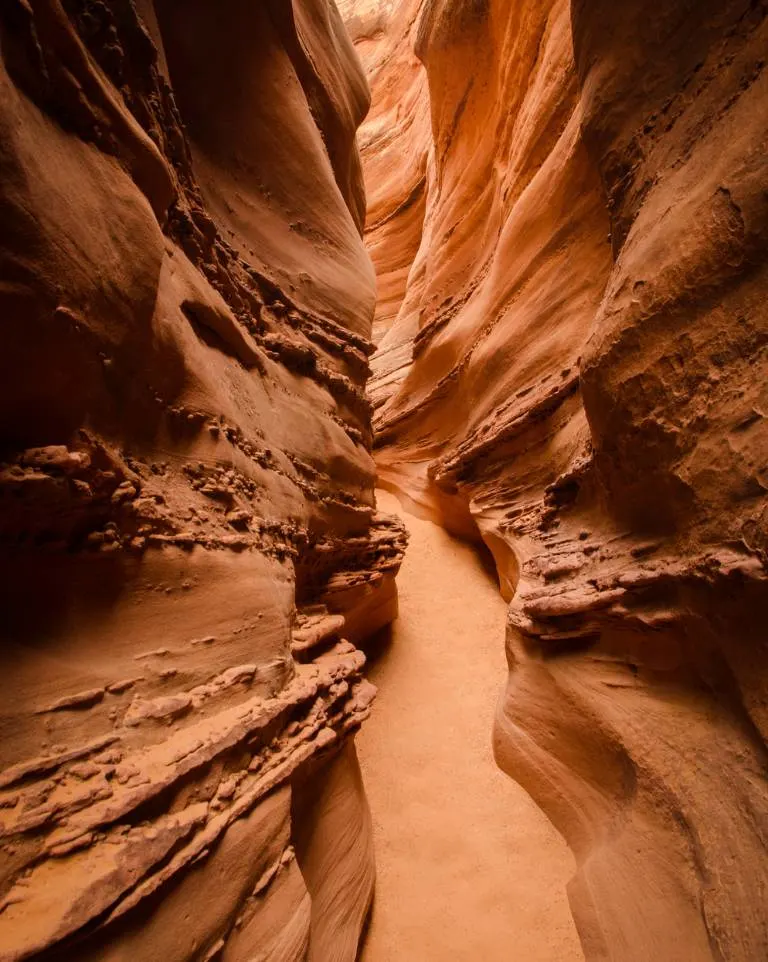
[0,2,405,960]
[352,0,768,958]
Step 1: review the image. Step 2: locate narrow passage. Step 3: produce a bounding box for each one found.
[357,490,584,961]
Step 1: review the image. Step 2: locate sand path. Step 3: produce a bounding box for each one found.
[356,490,584,961]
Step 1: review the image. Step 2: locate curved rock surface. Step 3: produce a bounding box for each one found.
[338,0,431,344]
[353,0,768,958]
[3,0,768,958]
[0,2,404,960]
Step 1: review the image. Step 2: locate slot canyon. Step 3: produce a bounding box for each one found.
[0,0,766,959]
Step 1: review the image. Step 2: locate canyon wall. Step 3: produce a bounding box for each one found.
[338,0,431,344]
[0,2,405,960]
[355,0,768,958]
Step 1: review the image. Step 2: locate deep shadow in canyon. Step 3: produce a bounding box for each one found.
[0,1,766,961]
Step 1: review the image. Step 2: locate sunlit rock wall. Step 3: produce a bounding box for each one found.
[0,2,405,960]
[339,0,431,345]
[357,0,768,958]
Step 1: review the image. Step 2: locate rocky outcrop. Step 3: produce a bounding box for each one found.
[0,2,404,960]
[353,0,768,958]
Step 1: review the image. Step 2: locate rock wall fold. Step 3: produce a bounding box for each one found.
[350,0,768,958]
[0,2,404,959]
[339,0,431,345]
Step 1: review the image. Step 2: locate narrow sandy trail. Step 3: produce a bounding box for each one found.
[356,490,584,962]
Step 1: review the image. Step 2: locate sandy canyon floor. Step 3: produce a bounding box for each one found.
[356,491,584,961]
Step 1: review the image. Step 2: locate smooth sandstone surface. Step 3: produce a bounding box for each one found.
[338,0,431,345]
[357,490,582,962]
[346,0,768,959]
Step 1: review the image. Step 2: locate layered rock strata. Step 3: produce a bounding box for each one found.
[354,0,768,958]
[0,2,404,960]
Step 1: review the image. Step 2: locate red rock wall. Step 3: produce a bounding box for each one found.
[354,0,768,958]
[0,2,404,959]
[339,0,431,344]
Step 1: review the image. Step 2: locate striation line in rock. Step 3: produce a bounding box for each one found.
[345,0,768,958]
[0,1,405,960]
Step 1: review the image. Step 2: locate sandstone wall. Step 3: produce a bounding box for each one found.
[356,0,768,958]
[339,0,431,345]
[0,2,404,960]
